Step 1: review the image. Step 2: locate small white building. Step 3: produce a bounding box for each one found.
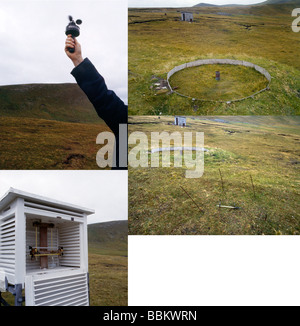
[181,12,193,22]
[0,188,94,306]
[174,116,186,127]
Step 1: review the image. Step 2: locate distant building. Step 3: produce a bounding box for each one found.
[181,12,193,22]
[174,116,186,127]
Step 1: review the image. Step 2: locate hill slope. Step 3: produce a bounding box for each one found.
[193,0,300,5]
[0,116,110,169]
[260,0,300,4]
[0,83,100,123]
[193,3,218,7]
[88,220,128,255]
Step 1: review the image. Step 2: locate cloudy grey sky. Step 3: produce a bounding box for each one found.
[129,0,263,7]
[0,0,128,103]
[0,170,128,224]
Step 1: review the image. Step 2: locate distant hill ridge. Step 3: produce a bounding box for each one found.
[260,0,300,4]
[193,3,217,6]
[193,0,300,6]
[0,83,101,124]
[88,220,128,254]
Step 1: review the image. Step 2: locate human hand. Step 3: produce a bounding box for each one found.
[65,34,83,67]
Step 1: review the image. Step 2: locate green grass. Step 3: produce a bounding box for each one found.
[169,64,269,101]
[128,116,300,235]
[0,83,114,170]
[88,221,127,306]
[0,117,111,169]
[88,221,128,257]
[128,4,300,115]
[88,252,127,306]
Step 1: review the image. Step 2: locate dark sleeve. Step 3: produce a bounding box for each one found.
[71,57,127,136]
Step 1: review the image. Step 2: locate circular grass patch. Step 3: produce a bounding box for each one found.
[168,60,270,102]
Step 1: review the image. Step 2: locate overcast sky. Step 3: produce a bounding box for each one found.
[0,170,128,224]
[0,0,128,104]
[129,0,263,7]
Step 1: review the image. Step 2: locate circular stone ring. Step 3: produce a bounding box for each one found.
[167,59,271,103]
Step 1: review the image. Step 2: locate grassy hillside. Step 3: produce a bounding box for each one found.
[128,116,300,235]
[260,0,300,5]
[88,220,128,256]
[128,3,300,115]
[0,83,112,170]
[193,3,218,7]
[193,0,300,5]
[88,221,128,306]
[0,116,111,169]
[0,83,100,123]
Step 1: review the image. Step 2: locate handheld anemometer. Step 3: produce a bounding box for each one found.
[65,15,82,53]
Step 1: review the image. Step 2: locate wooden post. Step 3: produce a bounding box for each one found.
[250,174,256,198]
[40,225,48,269]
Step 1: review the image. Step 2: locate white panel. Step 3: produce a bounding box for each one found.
[0,214,16,277]
[59,224,81,268]
[24,200,85,218]
[15,198,26,285]
[25,271,89,306]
